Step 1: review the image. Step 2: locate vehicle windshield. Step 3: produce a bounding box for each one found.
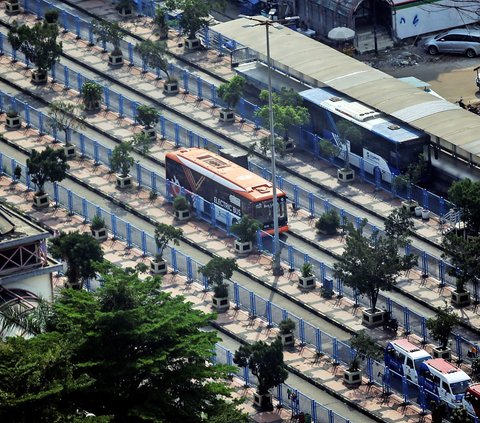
[450,379,471,395]
[254,197,286,223]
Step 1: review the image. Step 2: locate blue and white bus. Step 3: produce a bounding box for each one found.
[299,87,430,182]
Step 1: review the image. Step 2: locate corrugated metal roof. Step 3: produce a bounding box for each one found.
[212,18,480,164]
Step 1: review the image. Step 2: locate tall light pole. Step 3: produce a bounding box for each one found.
[239,15,298,276]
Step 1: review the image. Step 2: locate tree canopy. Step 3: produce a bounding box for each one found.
[8,21,62,73]
[333,221,416,312]
[0,264,246,422]
[448,178,480,234]
[47,100,85,145]
[26,147,69,195]
[217,75,246,110]
[134,40,172,80]
[110,141,135,177]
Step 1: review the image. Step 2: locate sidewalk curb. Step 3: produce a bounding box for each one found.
[211,321,389,423]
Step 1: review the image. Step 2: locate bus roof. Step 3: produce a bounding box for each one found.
[391,339,430,357]
[299,87,425,144]
[166,148,286,202]
[424,359,470,382]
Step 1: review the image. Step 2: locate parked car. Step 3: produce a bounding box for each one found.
[423,29,480,58]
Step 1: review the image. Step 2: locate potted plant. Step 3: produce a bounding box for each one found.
[132,132,155,155]
[315,209,340,236]
[151,223,183,274]
[344,331,378,388]
[115,0,135,17]
[200,257,238,312]
[136,104,160,140]
[394,155,428,214]
[278,318,296,347]
[298,262,315,289]
[135,40,178,95]
[26,147,69,208]
[426,303,459,360]
[13,164,21,183]
[217,75,246,123]
[173,0,211,50]
[334,121,362,183]
[47,100,85,159]
[8,21,62,84]
[233,339,288,411]
[81,81,103,112]
[92,20,124,66]
[6,0,20,14]
[110,141,135,189]
[173,195,190,221]
[153,5,170,40]
[5,109,21,130]
[230,214,261,254]
[44,9,59,24]
[90,214,108,242]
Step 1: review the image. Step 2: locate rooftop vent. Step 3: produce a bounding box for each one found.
[335,102,380,122]
[198,154,229,169]
[329,96,342,102]
[388,124,401,130]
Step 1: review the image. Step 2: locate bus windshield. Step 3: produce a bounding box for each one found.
[450,380,471,395]
[254,198,286,223]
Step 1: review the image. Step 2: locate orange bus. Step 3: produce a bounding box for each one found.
[165,148,288,234]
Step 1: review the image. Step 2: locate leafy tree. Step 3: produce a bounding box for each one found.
[81,81,103,111]
[92,20,123,56]
[200,257,238,298]
[132,131,155,155]
[153,223,183,260]
[49,231,104,290]
[348,330,380,371]
[384,207,414,247]
[231,214,261,244]
[255,87,310,141]
[47,100,85,145]
[0,298,51,338]
[318,137,341,159]
[8,21,62,78]
[392,153,429,192]
[135,39,174,81]
[315,209,340,235]
[44,9,59,24]
[136,104,160,128]
[26,147,69,195]
[153,5,170,39]
[250,136,286,159]
[217,75,246,111]
[448,178,480,234]
[442,234,480,297]
[450,406,469,423]
[233,339,288,410]
[426,303,459,350]
[334,120,362,170]
[110,141,134,177]
[333,221,417,312]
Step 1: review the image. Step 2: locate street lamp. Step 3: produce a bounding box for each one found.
[239,15,298,276]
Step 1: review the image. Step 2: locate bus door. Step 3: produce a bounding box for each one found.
[418,368,438,398]
[384,345,403,375]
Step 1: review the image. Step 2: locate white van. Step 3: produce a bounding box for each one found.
[418,358,471,407]
[384,339,432,383]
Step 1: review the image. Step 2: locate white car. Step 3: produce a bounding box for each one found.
[423,28,480,58]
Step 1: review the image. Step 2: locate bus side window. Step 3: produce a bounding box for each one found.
[406,358,414,368]
[442,381,449,392]
[386,347,395,357]
[433,376,440,385]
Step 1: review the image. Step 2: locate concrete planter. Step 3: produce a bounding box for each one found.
[362,308,384,328]
[422,209,430,220]
[150,258,167,275]
[142,127,157,141]
[414,206,423,217]
[84,100,101,112]
[212,295,229,312]
[285,139,295,153]
[279,331,295,347]
[91,227,108,242]
[33,192,49,208]
[64,144,76,159]
[234,239,252,255]
[109,53,124,67]
[163,81,179,95]
[298,274,316,289]
[116,174,132,189]
[343,369,362,387]
[6,0,20,13]
[5,114,21,130]
[402,200,419,214]
[219,108,235,123]
[451,290,470,307]
[337,167,355,183]
[185,37,200,50]
[253,392,273,410]
[174,209,190,221]
[118,7,133,17]
[31,70,48,84]
[432,346,451,360]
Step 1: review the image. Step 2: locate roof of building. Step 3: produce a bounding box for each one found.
[0,205,49,248]
[211,18,480,166]
[166,148,286,201]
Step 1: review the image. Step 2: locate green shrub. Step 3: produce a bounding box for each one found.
[316,209,340,235]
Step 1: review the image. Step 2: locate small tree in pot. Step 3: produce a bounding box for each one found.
[81,81,103,112]
[132,131,155,155]
[316,209,340,236]
[44,9,59,24]
[135,104,160,140]
[110,141,135,189]
[153,5,170,40]
[344,330,378,388]
[278,318,296,347]
[217,75,246,123]
[26,147,69,208]
[5,108,21,130]
[230,214,261,254]
[173,195,190,221]
[92,20,124,66]
[135,40,177,95]
[334,121,362,183]
[200,257,238,312]
[298,261,315,289]
[233,339,288,411]
[151,223,183,274]
[90,213,107,242]
[8,21,62,84]
[426,303,459,360]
